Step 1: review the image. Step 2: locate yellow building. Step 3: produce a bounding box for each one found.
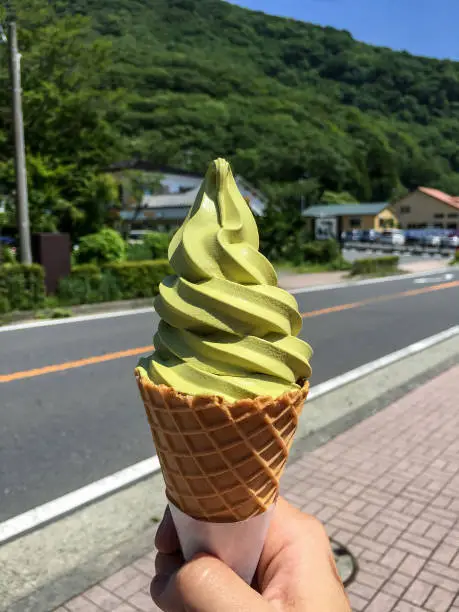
[394,187,459,230]
[303,203,398,239]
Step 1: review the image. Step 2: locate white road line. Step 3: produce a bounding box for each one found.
[288,267,455,295]
[1,324,458,545]
[1,268,455,333]
[0,307,154,333]
[308,325,459,401]
[413,273,454,285]
[0,456,161,545]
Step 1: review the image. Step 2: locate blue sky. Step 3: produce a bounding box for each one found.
[228,0,458,60]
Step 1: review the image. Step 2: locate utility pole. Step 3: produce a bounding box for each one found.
[8,22,32,264]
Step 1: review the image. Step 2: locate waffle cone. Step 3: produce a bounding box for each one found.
[135,369,309,522]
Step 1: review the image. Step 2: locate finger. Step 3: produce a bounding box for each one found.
[154,553,271,612]
[155,551,183,577]
[155,506,180,554]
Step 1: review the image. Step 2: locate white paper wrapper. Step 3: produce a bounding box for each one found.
[169,502,276,584]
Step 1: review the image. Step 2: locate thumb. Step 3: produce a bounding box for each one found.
[153,553,271,612]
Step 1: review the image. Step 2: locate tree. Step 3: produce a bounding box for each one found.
[320,191,357,204]
[0,0,125,240]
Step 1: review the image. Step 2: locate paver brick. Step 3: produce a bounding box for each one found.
[403,580,434,607]
[425,587,456,612]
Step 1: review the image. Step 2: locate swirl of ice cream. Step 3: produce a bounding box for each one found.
[137,159,312,402]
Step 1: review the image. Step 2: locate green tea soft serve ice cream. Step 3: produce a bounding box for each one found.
[135,159,313,573]
[137,158,312,402]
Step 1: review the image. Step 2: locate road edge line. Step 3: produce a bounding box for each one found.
[1,325,458,545]
[0,457,160,545]
[0,307,155,333]
[289,267,454,294]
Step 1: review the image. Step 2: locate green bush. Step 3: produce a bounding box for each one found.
[57,260,172,304]
[126,242,153,261]
[69,263,101,279]
[301,240,340,264]
[350,256,399,276]
[76,228,126,265]
[1,246,16,264]
[0,263,46,312]
[142,232,170,259]
[58,269,122,305]
[104,260,172,299]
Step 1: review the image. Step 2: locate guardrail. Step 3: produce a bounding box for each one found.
[342,242,455,256]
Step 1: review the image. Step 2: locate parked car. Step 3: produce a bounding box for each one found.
[341,230,362,242]
[380,229,405,246]
[404,230,424,245]
[420,231,442,247]
[360,229,380,243]
[440,231,459,248]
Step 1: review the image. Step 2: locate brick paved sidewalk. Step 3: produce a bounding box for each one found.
[56,365,459,612]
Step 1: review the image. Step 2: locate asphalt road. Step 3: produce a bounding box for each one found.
[1,268,459,522]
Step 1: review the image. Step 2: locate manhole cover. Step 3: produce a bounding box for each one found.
[331,540,358,587]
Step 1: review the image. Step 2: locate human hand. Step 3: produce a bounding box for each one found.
[151,497,351,611]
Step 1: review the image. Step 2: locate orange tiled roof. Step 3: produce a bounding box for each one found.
[418,187,459,210]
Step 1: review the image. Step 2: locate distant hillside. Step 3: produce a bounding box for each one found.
[52,0,459,202]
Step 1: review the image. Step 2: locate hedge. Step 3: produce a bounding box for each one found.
[104,260,172,299]
[57,260,172,305]
[0,264,46,314]
[351,256,399,276]
[302,240,340,264]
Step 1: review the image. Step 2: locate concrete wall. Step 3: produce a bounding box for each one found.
[394,192,459,229]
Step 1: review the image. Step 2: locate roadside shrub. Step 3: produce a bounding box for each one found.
[142,232,170,259]
[104,260,172,299]
[350,256,399,276]
[58,269,121,305]
[1,246,16,263]
[300,240,340,264]
[57,260,172,304]
[0,263,46,312]
[69,264,101,279]
[126,242,153,261]
[76,228,126,265]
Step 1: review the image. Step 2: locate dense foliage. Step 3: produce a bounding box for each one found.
[2,0,459,241]
[350,256,399,276]
[58,260,172,305]
[0,0,123,239]
[0,263,45,312]
[68,0,459,203]
[76,228,126,264]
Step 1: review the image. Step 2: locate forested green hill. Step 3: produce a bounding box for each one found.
[2,0,459,236]
[71,0,459,202]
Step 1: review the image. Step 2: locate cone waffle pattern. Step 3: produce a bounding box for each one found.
[135,370,309,522]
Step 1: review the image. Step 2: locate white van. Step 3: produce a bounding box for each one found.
[380,229,405,246]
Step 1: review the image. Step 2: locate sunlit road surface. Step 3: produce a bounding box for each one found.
[1,268,458,522]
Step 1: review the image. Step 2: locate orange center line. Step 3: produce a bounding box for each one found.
[0,345,155,383]
[1,280,458,384]
[302,280,459,318]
